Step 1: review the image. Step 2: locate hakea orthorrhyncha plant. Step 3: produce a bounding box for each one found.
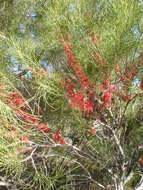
[61,34,93,89]
[0,88,66,145]
[61,34,111,115]
[61,34,97,117]
[61,33,141,118]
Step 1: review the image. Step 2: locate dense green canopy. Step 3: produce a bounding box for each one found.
[0,0,143,189]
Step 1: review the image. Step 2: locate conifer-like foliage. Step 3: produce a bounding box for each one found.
[0,0,143,189]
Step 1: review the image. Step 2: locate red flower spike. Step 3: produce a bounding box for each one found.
[53,130,60,142]
[21,136,29,143]
[43,127,50,133]
[38,123,50,133]
[72,92,85,111]
[61,36,91,89]
[14,99,25,106]
[103,92,112,106]
[75,93,84,102]
[53,130,66,144]
[26,116,38,123]
[85,99,94,114]
[59,138,66,145]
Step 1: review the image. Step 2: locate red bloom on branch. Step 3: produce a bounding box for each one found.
[13,99,25,106]
[103,91,112,106]
[53,130,66,144]
[64,79,75,97]
[85,99,94,114]
[27,116,37,123]
[61,33,97,117]
[53,130,60,142]
[74,92,84,111]
[61,35,91,89]
[21,136,30,143]
[75,93,84,102]
[10,92,22,99]
[37,123,50,133]
[59,138,66,145]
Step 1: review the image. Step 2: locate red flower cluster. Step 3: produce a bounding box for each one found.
[61,33,138,120]
[61,35,95,116]
[100,75,113,107]
[102,92,112,107]
[53,130,66,144]
[7,92,30,115]
[6,91,51,134]
[84,99,94,114]
[61,36,91,89]
[37,123,50,133]
[9,92,27,107]
[63,79,75,97]
[0,88,67,147]
[64,79,94,115]
[72,92,84,111]
[21,135,30,143]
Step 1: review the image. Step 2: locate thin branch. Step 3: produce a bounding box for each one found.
[99,121,125,158]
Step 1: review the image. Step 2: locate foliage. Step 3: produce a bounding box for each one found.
[0,0,143,189]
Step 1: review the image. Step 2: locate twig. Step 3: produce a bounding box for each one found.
[99,121,125,158]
